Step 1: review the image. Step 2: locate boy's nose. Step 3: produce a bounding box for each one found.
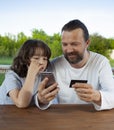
[38,59,44,64]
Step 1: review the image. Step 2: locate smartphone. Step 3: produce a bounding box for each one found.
[69,80,87,88]
[40,72,56,88]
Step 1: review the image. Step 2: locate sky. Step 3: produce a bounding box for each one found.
[0,0,114,38]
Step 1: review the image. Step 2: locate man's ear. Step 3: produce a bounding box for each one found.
[86,39,90,48]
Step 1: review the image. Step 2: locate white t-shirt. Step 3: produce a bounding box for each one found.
[51,51,114,110]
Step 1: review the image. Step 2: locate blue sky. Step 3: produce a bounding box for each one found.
[0,0,114,38]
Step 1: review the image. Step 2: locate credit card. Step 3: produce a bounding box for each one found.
[69,80,87,88]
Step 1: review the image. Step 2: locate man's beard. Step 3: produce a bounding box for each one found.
[64,52,83,64]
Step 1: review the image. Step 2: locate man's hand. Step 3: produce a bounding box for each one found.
[72,83,101,106]
[38,78,59,105]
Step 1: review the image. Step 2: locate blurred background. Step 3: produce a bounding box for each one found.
[0,0,114,85]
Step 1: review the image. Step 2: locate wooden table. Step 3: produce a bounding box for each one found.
[0,104,114,130]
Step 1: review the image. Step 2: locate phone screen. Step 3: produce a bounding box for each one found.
[69,80,87,88]
[40,72,56,88]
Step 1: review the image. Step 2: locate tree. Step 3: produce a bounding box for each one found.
[89,33,112,58]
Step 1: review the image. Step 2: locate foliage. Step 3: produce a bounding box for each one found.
[49,33,62,58]
[0,30,114,60]
[89,33,114,59]
[31,29,62,58]
[1,31,114,85]
[110,59,114,67]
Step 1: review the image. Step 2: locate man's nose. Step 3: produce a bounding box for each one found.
[66,45,74,53]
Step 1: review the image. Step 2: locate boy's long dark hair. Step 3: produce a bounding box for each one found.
[11,39,51,77]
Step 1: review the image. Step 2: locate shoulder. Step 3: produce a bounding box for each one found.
[3,70,24,86]
[51,55,67,68]
[0,71,21,93]
[90,51,109,63]
[51,55,66,65]
[88,51,111,71]
[51,55,64,62]
[50,55,67,71]
[5,70,20,79]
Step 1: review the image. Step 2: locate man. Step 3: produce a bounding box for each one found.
[36,19,114,111]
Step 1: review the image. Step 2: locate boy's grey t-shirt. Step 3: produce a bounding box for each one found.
[0,70,40,104]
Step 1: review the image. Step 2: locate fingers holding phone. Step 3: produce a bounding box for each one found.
[38,81,59,104]
[40,72,56,88]
[37,72,59,104]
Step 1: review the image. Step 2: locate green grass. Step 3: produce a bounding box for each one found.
[0,73,5,86]
[0,57,13,65]
[110,59,114,68]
